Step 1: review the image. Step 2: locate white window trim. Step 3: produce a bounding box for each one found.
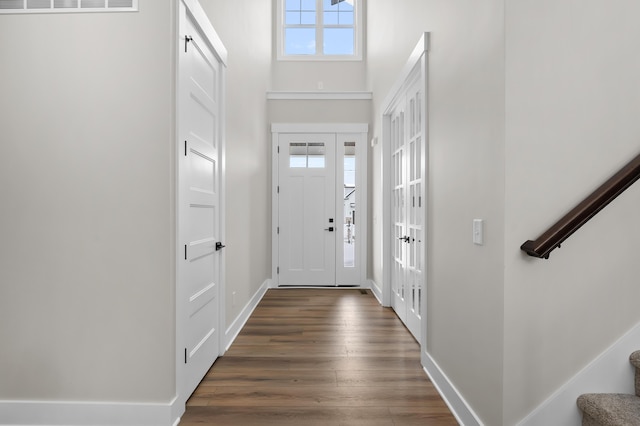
[276,0,363,61]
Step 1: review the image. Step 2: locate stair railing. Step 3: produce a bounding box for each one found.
[521,151,640,259]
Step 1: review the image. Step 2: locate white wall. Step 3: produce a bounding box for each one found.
[0,1,176,403]
[368,1,506,424]
[271,61,368,92]
[268,0,371,122]
[4,1,637,424]
[200,0,273,326]
[504,1,640,424]
[268,99,371,124]
[270,0,367,93]
[370,1,640,424]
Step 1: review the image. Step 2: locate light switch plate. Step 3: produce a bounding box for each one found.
[473,219,484,245]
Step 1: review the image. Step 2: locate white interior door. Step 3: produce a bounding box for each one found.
[391,81,423,342]
[405,83,423,340]
[178,2,224,401]
[278,133,336,286]
[391,103,408,325]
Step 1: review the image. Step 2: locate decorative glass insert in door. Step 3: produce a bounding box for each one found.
[343,141,356,267]
[289,142,326,168]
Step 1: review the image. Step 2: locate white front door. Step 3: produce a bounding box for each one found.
[278,133,337,286]
[178,2,224,401]
[273,126,367,288]
[390,81,423,342]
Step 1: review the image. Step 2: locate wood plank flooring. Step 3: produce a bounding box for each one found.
[180,288,458,426]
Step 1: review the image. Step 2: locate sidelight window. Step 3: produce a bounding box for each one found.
[343,141,356,267]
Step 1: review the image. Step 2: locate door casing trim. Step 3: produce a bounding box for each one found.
[271,123,368,288]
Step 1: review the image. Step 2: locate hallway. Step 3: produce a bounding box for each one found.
[180,289,458,425]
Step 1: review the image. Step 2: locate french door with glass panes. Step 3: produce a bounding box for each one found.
[390,82,423,342]
[273,126,367,287]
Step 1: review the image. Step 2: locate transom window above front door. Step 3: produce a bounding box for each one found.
[277,0,363,61]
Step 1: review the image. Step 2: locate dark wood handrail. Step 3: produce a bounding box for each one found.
[521,151,640,259]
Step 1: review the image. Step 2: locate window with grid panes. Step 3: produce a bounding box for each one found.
[278,0,362,60]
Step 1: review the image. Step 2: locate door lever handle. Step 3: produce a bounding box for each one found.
[215,242,226,251]
[398,236,410,243]
[324,227,334,232]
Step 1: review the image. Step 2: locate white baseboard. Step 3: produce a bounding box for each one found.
[369,279,384,306]
[422,352,484,426]
[0,398,178,426]
[0,279,271,426]
[224,279,269,351]
[369,279,479,424]
[516,319,640,426]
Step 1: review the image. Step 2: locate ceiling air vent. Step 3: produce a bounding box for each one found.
[81,0,105,7]
[54,0,78,8]
[107,0,132,7]
[0,0,23,9]
[0,0,137,13]
[27,0,50,9]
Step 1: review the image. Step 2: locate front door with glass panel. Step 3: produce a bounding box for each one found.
[278,133,336,286]
[274,128,366,287]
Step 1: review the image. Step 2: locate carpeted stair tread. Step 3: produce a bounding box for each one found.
[630,351,640,369]
[632,351,640,398]
[577,393,640,426]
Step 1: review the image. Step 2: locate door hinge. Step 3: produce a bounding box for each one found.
[277,227,280,234]
[184,245,187,260]
[277,266,280,274]
[277,186,280,194]
[277,146,280,153]
[184,140,187,156]
[184,348,187,364]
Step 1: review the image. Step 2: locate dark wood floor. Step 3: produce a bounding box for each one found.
[180,288,458,426]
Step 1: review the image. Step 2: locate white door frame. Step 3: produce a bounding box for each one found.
[271,123,368,288]
[381,33,429,352]
[175,0,227,416]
